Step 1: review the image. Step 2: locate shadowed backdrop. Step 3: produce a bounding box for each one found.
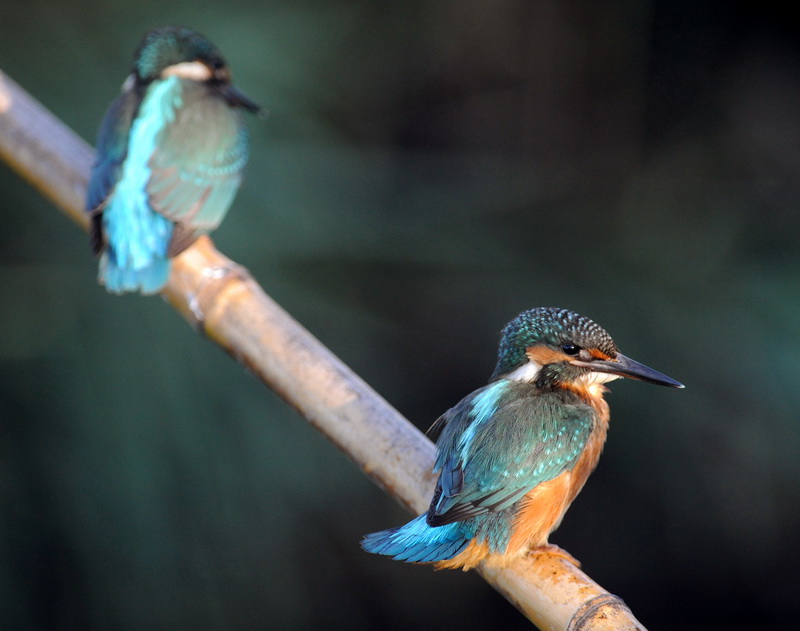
[1,1,799,629]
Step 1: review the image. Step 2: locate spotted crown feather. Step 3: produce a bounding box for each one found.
[492,307,618,379]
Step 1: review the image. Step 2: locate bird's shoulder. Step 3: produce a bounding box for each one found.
[429,379,593,449]
[425,379,598,524]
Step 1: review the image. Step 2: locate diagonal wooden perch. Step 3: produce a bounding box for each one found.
[0,68,645,631]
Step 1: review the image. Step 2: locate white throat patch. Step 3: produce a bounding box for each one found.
[577,370,620,387]
[505,360,543,383]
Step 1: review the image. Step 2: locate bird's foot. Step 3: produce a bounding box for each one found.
[529,543,581,567]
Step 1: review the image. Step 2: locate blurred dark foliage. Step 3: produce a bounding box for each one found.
[2,1,799,629]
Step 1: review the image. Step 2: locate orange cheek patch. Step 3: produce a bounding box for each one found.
[588,348,613,361]
[526,345,572,365]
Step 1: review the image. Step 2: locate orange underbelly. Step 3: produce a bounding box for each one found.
[505,468,574,555]
[432,469,576,571]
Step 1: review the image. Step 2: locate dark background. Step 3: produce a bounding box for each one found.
[2,1,799,629]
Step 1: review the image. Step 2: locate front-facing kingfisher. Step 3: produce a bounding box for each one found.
[362,307,683,570]
[86,27,263,294]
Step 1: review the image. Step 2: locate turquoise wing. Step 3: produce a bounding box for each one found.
[144,77,249,254]
[427,380,596,526]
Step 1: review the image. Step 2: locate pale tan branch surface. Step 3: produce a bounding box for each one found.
[0,68,646,631]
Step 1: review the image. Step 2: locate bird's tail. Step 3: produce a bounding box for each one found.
[99,252,171,295]
[97,189,174,294]
[361,515,471,563]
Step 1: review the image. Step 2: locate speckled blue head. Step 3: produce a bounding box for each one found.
[491,307,683,389]
[492,307,617,379]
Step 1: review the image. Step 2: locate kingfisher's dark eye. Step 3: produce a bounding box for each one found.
[561,343,580,355]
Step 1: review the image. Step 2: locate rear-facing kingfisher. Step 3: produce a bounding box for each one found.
[362,306,683,570]
[86,26,263,294]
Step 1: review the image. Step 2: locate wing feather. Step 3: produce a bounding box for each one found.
[86,84,141,253]
[145,78,248,240]
[427,381,595,527]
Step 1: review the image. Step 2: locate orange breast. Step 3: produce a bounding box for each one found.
[505,468,575,555]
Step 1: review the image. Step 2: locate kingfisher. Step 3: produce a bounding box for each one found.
[362,307,683,570]
[86,26,263,294]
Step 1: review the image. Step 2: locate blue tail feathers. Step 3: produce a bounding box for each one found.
[99,188,174,294]
[361,515,471,563]
[100,252,171,294]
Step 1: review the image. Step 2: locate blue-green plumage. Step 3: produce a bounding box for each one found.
[362,307,683,569]
[86,27,262,294]
[361,515,471,563]
[363,380,596,562]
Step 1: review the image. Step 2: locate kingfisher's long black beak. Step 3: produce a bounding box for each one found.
[572,353,684,388]
[221,85,267,117]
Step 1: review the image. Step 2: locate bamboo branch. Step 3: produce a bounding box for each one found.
[0,68,646,631]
